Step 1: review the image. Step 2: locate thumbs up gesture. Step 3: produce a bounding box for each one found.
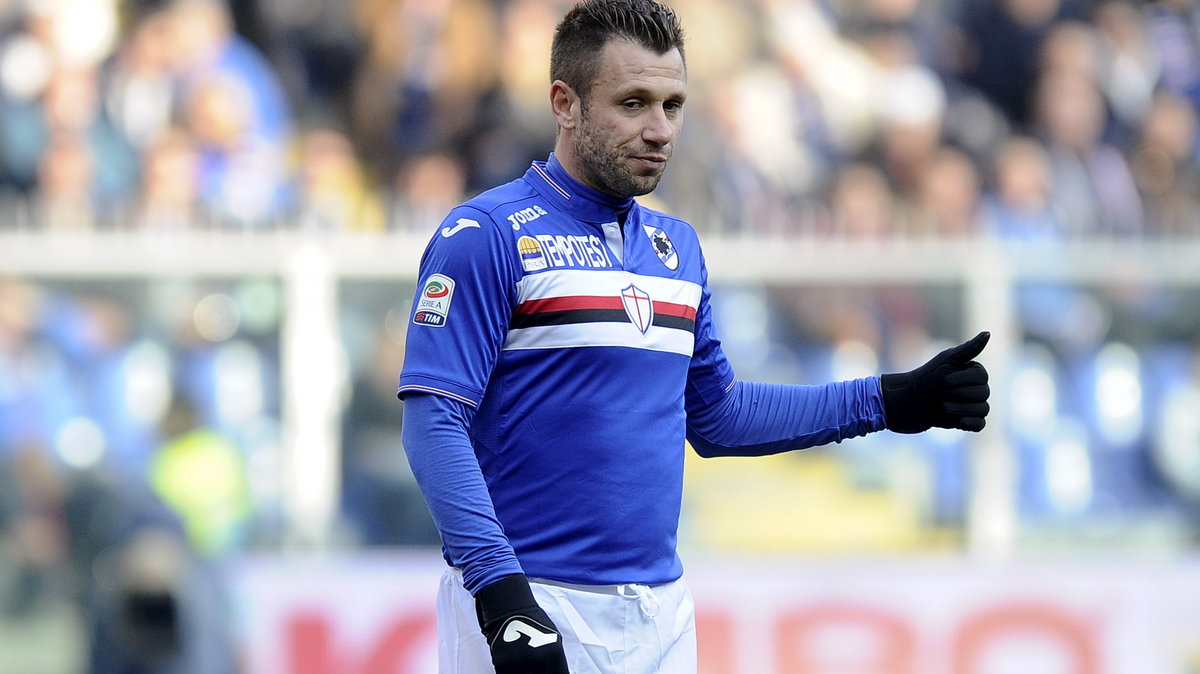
[880,332,992,434]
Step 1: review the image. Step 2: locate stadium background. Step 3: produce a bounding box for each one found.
[1,0,1199,671]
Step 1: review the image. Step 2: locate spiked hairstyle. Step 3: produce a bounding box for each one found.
[550,0,686,102]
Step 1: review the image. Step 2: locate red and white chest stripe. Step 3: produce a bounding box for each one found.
[505,270,702,356]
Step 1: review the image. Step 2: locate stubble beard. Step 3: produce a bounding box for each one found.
[574,111,668,199]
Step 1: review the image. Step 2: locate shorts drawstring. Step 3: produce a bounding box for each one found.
[616,583,660,618]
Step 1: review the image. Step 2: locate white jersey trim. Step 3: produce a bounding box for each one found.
[503,322,696,355]
[515,269,701,306]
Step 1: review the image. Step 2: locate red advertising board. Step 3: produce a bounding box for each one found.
[233,553,1200,673]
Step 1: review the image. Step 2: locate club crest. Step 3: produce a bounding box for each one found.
[643,225,678,270]
[621,284,653,334]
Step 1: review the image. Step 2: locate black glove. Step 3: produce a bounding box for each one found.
[475,574,570,674]
[881,331,991,434]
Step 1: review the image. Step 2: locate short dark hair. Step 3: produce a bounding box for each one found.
[550,0,686,100]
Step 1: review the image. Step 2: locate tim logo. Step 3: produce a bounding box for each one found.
[413,311,444,326]
[621,284,653,335]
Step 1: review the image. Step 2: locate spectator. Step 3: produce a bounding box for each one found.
[981,135,1063,240]
[33,131,96,231]
[168,0,292,227]
[0,279,81,457]
[183,72,288,227]
[387,151,467,233]
[102,5,177,152]
[867,37,949,218]
[953,0,1089,127]
[131,128,206,231]
[1093,1,1160,137]
[0,447,70,617]
[1032,69,1144,235]
[704,65,823,235]
[1144,0,1200,117]
[826,161,898,238]
[39,294,165,476]
[0,446,87,672]
[766,0,879,157]
[469,0,566,189]
[340,325,439,547]
[1129,91,1200,236]
[1039,20,1102,82]
[0,66,139,216]
[0,21,52,197]
[910,145,984,237]
[256,0,363,121]
[166,0,291,148]
[349,0,502,187]
[291,128,385,232]
[63,467,239,674]
[149,394,250,558]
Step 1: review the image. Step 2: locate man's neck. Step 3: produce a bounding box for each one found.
[545,153,633,214]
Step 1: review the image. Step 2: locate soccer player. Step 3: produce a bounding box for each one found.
[397,1,991,672]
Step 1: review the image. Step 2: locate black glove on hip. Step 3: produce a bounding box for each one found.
[881,331,991,434]
[475,574,570,674]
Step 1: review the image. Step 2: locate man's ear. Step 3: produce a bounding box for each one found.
[550,80,581,131]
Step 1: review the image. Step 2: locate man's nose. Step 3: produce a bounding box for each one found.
[643,106,675,145]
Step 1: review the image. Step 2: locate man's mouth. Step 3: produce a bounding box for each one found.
[632,155,668,170]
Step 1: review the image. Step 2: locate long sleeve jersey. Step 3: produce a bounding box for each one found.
[398,154,886,592]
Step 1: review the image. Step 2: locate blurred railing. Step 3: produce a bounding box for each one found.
[4,231,1198,557]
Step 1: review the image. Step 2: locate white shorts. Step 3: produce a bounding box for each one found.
[437,568,697,674]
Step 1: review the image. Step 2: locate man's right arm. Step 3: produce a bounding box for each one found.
[398,205,570,672]
[404,393,569,672]
[398,205,522,591]
[401,392,521,592]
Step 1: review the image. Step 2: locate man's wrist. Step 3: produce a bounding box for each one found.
[475,573,537,632]
[880,371,931,434]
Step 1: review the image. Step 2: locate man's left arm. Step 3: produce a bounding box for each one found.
[686,333,991,457]
[687,378,885,457]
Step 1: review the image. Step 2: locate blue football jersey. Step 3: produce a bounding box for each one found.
[399,155,734,585]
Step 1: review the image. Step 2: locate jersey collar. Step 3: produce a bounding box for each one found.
[526,153,635,225]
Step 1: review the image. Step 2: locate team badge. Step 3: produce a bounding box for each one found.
[621,284,653,335]
[643,225,678,270]
[413,274,455,327]
[517,235,548,272]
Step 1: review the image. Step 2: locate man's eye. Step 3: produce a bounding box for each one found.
[623,100,643,109]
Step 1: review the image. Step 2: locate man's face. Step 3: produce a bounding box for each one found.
[573,39,686,198]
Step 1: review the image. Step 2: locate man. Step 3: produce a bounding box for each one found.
[397,1,991,672]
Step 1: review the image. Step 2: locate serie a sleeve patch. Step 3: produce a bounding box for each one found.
[413,274,456,327]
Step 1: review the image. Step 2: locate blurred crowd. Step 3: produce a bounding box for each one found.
[0,0,1197,236]
[4,0,1200,669]
[0,275,279,671]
